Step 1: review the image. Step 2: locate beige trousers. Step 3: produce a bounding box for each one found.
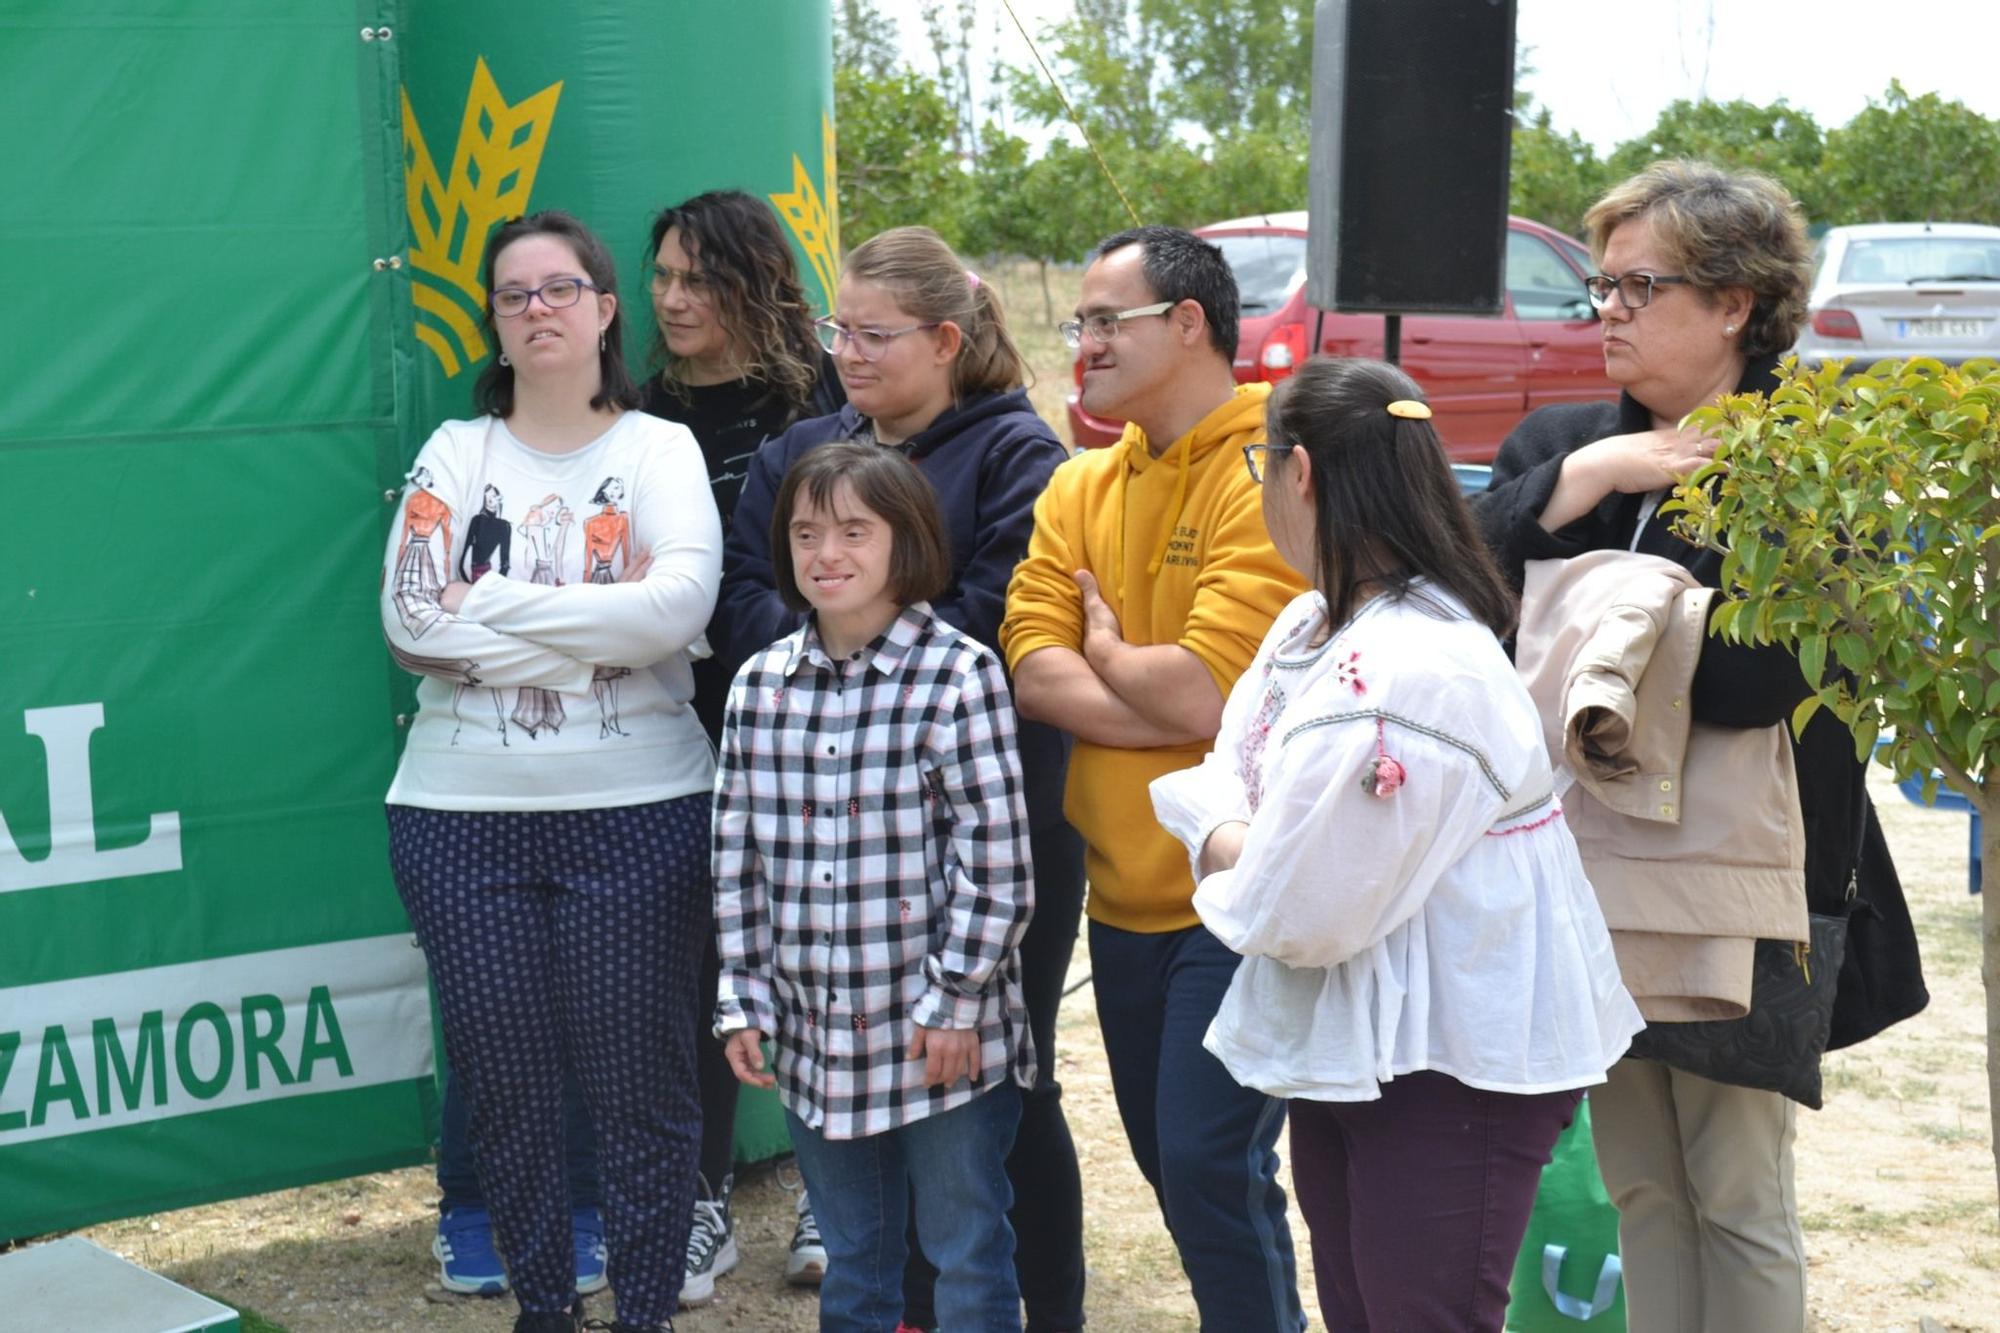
[1589,1059,1807,1333]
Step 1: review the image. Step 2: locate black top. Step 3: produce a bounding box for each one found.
[641,352,847,528]
[1473,356,1928,1050]
[645,353,847,745]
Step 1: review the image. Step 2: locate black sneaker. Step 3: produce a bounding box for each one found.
[681,1173,738,1307]
[514,1300,585,1332]
[581,1320,675,1332]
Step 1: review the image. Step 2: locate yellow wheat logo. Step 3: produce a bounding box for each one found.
[769,111,842,304]
[402,58,563,377]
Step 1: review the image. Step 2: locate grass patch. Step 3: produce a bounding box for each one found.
[1802,1196,1994,1238]
[195,1294,287,1333]
[1916,1122,1982,1147]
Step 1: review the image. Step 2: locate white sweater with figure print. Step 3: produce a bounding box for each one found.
[381,411,722,811]
[1150,587,1643,1101]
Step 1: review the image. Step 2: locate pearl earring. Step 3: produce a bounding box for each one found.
[1723,325,1735,335]
[599,329,607,351]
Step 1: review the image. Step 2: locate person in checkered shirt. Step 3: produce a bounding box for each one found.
[712,442,1035,1332]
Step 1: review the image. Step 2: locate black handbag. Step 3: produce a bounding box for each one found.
[1623,912,1847,1108]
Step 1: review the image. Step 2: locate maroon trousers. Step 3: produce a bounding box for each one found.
[1289,1070,1583,1332]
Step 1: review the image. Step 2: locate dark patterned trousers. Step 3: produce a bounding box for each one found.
[387,797,710,1323]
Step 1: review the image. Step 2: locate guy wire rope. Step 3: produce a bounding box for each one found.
[998,0,1144,228]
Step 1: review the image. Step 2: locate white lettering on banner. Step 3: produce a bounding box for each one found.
[0,935,434,1145]
[0,703,183,893]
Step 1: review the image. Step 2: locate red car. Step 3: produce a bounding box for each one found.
[1067,212,1618,461]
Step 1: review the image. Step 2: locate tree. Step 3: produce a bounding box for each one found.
[1820,80,2000,226]
[917,0,981,160]
[1137,0,1313,140]
[1608,98,1826,221]
[1510,104,1610,237]
[832,0,899,80]
[1006,6,1172,152]
[832,66,968,247]
[1671,355,2000,1209]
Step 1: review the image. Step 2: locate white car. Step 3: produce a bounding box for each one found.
[1796,222,2000,368]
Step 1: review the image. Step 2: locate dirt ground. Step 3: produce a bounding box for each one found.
[58,264,2000,1330]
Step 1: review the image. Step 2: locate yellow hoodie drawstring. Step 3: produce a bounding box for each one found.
[1146,427,1195,576]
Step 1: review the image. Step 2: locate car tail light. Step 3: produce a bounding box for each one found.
[1258,323,1307,381]
[1812,308,1862,339]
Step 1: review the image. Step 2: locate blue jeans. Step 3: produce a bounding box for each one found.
[1090,920,1305,1331]
[438,1063,599,1212]
[787,1082,1023,1333]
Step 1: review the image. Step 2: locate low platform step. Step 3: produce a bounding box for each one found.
[0,1236,241,1332]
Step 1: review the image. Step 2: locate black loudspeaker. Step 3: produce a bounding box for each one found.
[1306,0,1518,315]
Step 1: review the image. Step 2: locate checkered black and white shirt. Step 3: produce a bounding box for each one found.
[712,602,1036,1139]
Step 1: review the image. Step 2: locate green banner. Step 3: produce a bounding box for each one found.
[0,0,833,1238]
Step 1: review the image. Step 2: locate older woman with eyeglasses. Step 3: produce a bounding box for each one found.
[715,225,1087,1333]
[1473,160,1928,1333]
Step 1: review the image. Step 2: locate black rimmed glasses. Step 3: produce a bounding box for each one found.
[1057,300,1176,350]
[1242,442,1294,484]
[491,278,601,317]
[814,316,941,362]
[1584,272,1693,311]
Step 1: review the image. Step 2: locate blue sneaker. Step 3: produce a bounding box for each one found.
[573,1207,608,1295]
[435,1206,509,1295]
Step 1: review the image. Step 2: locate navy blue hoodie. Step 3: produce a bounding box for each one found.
[716,388,1073,828]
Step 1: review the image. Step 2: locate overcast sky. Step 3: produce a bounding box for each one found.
[890,0,2000,152]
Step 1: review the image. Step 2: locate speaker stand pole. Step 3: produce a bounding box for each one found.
[1383,313,1402,367]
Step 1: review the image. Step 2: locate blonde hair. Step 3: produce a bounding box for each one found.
[843,226,1028,399]
[1584,159,1811,361]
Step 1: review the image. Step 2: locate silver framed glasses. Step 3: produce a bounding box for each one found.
[814,316,941,362]
[1583,272,1693,311]
[1058,300,1176,350]
[1242,442,1294,484]
[491,278,600,317]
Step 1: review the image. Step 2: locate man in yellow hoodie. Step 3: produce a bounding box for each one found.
[1001,225,1307,1330]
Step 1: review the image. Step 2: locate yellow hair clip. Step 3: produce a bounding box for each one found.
[1385,399,1432,420]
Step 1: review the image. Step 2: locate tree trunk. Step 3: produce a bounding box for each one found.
[1982,792,2000,1219]
[1039,259,1054,328]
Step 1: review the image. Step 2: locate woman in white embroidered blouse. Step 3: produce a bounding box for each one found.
[1150,357,1642,1332]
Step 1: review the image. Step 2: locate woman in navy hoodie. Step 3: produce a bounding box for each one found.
[717,224,1083,1333]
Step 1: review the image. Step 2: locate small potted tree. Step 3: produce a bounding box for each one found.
[1669,354,2000,1206]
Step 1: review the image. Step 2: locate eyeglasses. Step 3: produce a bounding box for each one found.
[649,264,713,299]
[815,316,941,362]
[1584,272,1693,311]
[1057,300,1176,350]
[1242,442,1295,484]
[491,278,600,317]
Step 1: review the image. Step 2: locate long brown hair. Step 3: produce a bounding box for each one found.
[646,190,823,411]
[844,226,1027,400]
[1265,358,1516,637]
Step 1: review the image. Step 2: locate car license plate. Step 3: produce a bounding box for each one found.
[1896,318,1985,338]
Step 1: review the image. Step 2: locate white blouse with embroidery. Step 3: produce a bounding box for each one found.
[1150,587,1643,1101]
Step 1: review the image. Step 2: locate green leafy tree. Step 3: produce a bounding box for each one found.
[1607,98,1826,218]
[1006,5,1171,152]
[1820,80,2000,225]
[833,66,968,247]
[1510,103,1610,237]
[1671,355,2000,1206]
[833,0,899,80]
[1137,0,1313,139]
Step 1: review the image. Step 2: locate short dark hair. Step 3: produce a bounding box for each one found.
[770,443,952,614]
[1090,224,1239,361]
[1264,357,1516,637]
[473,210,641,418]
[646,190,824,412]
